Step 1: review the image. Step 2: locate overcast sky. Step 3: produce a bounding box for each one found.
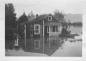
[3,0,86,18]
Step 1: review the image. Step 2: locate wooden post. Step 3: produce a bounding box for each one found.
[14,21,19,46]
[24,24,26,49]
[43,20,44,53]
[49,26,51,48]
[17,21,18,46]
[14,35,19,46]
[16,34,19,46]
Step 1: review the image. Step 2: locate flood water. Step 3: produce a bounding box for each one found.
[52,26,82,56]
[69,26,82,35]
[5,26,82,56]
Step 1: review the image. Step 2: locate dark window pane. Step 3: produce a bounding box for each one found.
[52,26,58,32]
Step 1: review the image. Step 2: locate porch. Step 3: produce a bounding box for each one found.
[44,22,62,37]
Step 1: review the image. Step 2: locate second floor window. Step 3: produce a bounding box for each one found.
[34,24,40,35]
[48,16,52,21]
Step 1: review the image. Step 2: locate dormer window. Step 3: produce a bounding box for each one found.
[48,16,52,21]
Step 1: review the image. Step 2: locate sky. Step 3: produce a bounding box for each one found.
[3,0,86,18]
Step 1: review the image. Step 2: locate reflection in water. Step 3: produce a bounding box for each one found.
[27,26,82,56]
[44,36,64,56]
[51,26,82,56]
[52,41,82,57]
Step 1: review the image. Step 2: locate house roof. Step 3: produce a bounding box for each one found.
[28,14,49,22]
[26,14,66,24]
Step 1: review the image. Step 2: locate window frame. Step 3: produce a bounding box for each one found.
[52,26,58,32]
[48,16,52,21]
[34,24,40,35]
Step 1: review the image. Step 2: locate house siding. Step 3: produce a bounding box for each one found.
[25,20,44,50]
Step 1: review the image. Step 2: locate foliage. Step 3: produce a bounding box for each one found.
[5,3,17,49]
[53,10,65,22]
[17,13,28,39]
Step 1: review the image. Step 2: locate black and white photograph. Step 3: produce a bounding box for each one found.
[4,0,83,57]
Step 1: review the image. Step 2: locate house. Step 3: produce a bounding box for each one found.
[24,14,65,53]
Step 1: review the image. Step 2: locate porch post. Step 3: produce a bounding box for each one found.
[24,24,26,49]
[49,25,51,48]
[49,25,50,35]
[43,20,44,53]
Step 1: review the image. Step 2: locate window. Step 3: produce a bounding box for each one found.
[34,24,40,35]
[47,26,49,33]
[52,26,58,32]
[48,16,52,21]
[34,40,40,49]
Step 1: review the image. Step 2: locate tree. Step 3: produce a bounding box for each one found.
[28,11,36,21]
[17,13,28,39]
[17,13,28,49]
[54,10,65,22]
[5,3,17,49]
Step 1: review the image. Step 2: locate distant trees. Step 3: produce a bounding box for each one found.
[71,22,82,26]
[5,3,17,49]
[53,10,67,28]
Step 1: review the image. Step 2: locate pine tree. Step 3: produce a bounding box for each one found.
[5,3,17,49]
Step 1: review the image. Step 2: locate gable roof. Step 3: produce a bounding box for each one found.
[26,14,66,24]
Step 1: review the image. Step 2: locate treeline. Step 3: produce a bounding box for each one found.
[5,3,28,49]
[71,22,82,26]
[68,22,82,26]
[5,3,17,49]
